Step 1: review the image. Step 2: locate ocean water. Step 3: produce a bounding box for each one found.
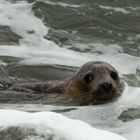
[0,0,140,140]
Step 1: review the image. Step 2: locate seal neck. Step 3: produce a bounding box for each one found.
[47,81,66,94]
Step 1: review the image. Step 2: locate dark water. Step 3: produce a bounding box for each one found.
[0,0,140,104]
[32,0,140,47]
[0,1,140,140]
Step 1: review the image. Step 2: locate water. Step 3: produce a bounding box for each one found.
[0,0,140,139]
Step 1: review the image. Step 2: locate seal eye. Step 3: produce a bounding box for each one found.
[111,71,118,80]
[84,73,93,84]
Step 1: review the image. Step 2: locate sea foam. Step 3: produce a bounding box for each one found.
[0,109,127,140]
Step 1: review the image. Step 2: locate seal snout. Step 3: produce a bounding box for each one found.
[99,82,113,92]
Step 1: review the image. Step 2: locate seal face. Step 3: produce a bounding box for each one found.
[10,61,123,105]
[63,61,123,105]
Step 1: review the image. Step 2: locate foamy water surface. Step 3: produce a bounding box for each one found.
[0,0,140,140]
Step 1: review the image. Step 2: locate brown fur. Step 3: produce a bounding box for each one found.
[63,61,123,105]
[10,61,124,105]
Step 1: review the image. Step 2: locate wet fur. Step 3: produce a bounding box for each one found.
[10,61,124,105]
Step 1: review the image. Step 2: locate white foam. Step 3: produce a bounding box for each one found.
[99,5,130,14]
[0,42,140,75]
[118,84,140,107]
[0,59,7,66]
[0,0,48,46]
[0,1,139,75]
[0,0,88,67]
[128,7,140,11]
[41,0,83,8]
[0,44,89,67]
[122,119,140,140]
[0,109,127,140]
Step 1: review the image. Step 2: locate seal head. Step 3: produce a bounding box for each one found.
[63,61,123,105]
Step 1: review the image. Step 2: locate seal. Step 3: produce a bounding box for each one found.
[10,61,123,105]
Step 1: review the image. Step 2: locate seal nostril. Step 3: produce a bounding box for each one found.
[100,82,112,91]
